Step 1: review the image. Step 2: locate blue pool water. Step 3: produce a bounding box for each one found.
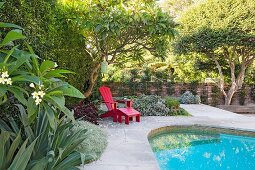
[150,132,255,170]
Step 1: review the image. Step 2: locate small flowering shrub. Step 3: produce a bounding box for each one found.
[180,91,201,104]
[133,94,170,116]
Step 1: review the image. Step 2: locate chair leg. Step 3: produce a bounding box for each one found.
[136,115,140,122]
[125,116,129,125]
[118,115,122,123]
[113,114,117,122]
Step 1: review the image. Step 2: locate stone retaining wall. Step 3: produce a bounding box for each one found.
[103,82,255,106]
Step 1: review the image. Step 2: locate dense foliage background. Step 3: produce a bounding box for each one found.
[0,0,100,104]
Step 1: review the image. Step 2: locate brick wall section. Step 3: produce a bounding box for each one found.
[103,82,255,106]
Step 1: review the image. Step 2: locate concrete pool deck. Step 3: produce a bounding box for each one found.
[83,104,255,170]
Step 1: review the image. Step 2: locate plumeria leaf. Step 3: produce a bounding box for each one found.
[0,85,7,97]
[12,75,40,84]
[8,86,28,105]
[0,29,26,48]
[60,84,85,99]
[27,97,38,123]
[3,45,17,64]
[44,69,74,78]
[0,22,23,30]
[8,55,31,74]
[39,60,55,74]
[44,95,65,108]
[47,90,63,96]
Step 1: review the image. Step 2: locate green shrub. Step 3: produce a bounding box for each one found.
[72,121,108,163]
[0,0,101,106]
[169,108,190,116]
[180,91,201,104]
[133,95,170,116]
[165,97,180,108]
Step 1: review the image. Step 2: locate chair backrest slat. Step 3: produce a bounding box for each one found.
[99,86,114,110]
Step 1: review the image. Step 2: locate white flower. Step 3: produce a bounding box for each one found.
[5,78,12,85]
[38,90,45,98]
[32,92,39,99]
[0,71,12,85]
[54,62,58,68]
[29,83,35,88]
[1,71,9,78]
[35,98,42,105]
[0,77,5,84]
[86,44,91,49]
[39,84,44,90]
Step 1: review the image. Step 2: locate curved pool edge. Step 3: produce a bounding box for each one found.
[147,124,255,140]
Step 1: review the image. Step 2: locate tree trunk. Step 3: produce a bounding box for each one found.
[224,63,247,105]
[224,84,237,105]
[83,63,101,98]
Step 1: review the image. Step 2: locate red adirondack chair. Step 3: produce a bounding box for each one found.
[99,86,140,125]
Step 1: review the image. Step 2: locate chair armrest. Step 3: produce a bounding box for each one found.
[102,101,118,109]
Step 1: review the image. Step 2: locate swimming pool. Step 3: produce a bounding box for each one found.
[148,126,255,170]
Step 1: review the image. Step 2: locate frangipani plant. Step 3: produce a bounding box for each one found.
[0,20,85,128]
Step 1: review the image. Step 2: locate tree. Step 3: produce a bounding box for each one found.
[58,0,177,97]
[159,0,202,18]
[174,0,255,105]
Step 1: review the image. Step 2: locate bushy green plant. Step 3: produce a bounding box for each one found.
[165,97,180,108]
[180,91,201,104]
[169,108,190,116]
[72,121,107,163]
[133,94,170,116]
[165,97,189,116]
[0,17,84,128]
[0,0,99,104]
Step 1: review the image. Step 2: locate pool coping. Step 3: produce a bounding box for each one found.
[148,124,255,140]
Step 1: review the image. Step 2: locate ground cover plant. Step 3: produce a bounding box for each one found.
[180,91,201,104]
[133,94,189,116]
[72,121,107,163]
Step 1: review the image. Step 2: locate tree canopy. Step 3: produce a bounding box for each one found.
[174,0,255,105]
[58,0,178,97]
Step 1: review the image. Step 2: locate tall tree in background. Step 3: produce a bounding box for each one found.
[58,0,177,97]
[159,0,202,18]
[174,0,255,105]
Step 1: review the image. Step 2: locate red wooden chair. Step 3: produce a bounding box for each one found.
[99,86,140,125]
